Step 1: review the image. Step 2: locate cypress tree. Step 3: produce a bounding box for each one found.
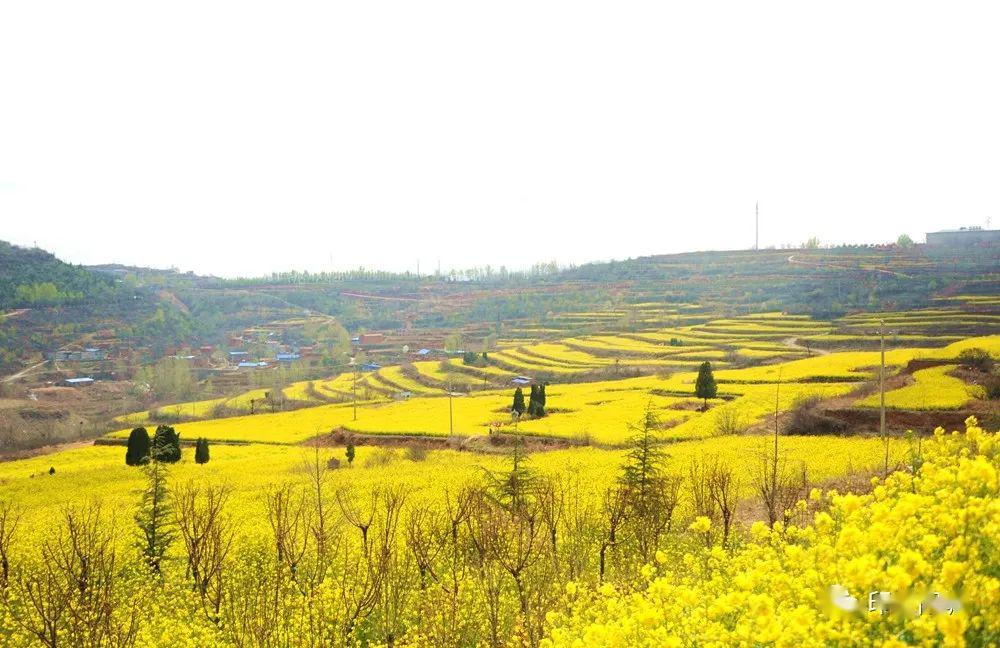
[526,383,547,418]
[512,387,526,415]
[136,458,174,573]
[126,426,151,466]
[695,361,717,409]
[346,443,356,466]
[194,437,210,464]
[151,425,181,463]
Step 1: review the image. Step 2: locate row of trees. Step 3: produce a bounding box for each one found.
[511,384,547,419]
[0,405,820,647]
[125,425,209,466]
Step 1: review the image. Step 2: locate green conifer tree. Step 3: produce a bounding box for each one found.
[151,425,181,463]
[136,457,174,573]
[695,361,717,409]
[512,387,526,415]
[194,437,210,464]
[126,426,151,466]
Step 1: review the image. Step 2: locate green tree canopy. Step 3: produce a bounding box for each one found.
[126,427,151,466]
[194,437,210,465]
[512,387,526,415]
[151,425,181,463]
[695,361,717,407]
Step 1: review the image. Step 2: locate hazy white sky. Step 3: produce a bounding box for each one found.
[1,1,998,277]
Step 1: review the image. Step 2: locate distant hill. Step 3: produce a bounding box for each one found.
[0,241,119,307]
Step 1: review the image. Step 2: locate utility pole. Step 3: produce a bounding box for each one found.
[352,361,358,421]
[448,383,454,436]
[772,367,781,502]
[755,200,759,251]
[880,320,888,476]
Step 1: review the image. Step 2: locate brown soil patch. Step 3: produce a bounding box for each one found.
[0,440,93,463]
[305,428,583,455]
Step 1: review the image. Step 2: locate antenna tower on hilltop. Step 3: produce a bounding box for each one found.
[755,201,759,251]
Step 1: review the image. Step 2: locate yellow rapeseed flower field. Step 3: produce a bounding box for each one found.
[856,365,982,410]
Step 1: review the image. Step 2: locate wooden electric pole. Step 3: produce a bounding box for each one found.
[880,320,888,476]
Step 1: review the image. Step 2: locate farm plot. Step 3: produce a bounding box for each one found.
[855,365,982,410]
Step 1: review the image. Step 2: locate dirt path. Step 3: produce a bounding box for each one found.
[782,337,830,356]
[787,254,912,279]
[340,291,420,302]
[2,359,48,383]
[0,308,29,322]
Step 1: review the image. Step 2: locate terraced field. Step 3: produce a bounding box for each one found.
[108,335,999,447]
[5,302,999,648]
[113,304,999,439]
[855,364,982,410]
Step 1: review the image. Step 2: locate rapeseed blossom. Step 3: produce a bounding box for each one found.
[543,418,1000,647]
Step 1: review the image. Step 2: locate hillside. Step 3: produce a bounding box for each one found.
[0,240,119,307]
[0,244,998,646]
[2,240,998,453]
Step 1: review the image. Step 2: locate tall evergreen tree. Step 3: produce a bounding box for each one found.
[619,405,666,504]
[345,443,356,466]
[526,385,536,417]
[125,427,151,466]
[485,428,536,513]
[135,457,174,573]
[526,383,547,418]
[695,361,717,409]
[151,425,181,463]
[194,438,210,464]
[512,387,526,415]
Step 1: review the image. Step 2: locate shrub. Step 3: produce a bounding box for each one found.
[959,348,995,373]
[714,408,749,436]
[405,445,428,462]
[785,395,845,435]
[365,447,396,467]
[194,437,210,464]
[985,374,1000,400]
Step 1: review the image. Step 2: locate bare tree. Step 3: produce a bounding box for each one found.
[406,486,477,646]
[754,451,810,527]
[536,476,564,572]
[708,459,739,545]
[0,499,20,589]
[302,441,334,586]
[13,504,139,648]
[688,458,717,522]
[266,482,310,581]
[174,482,233,622]
[335,485,390,642]
[599,484,629,582]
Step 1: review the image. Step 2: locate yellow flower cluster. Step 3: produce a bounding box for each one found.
[542,417,1000,647]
